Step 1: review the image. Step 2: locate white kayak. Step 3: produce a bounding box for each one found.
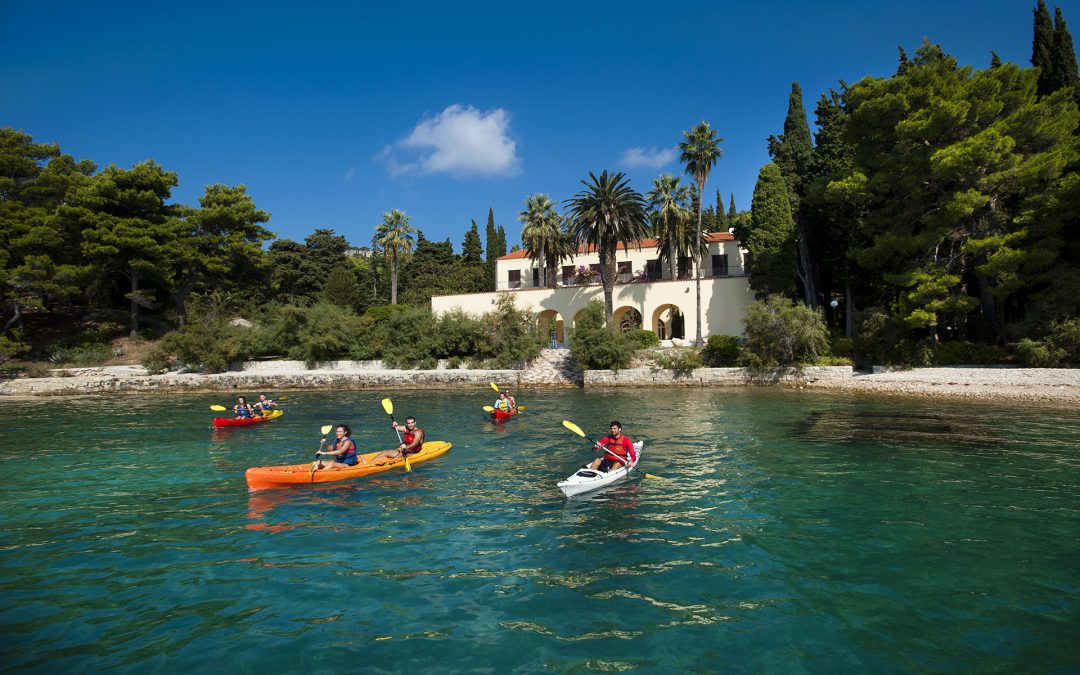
[557,441,644,497]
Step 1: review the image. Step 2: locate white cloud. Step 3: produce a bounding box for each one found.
[385,104,520,176]
[620,146,678,169]
[344,167,355,181]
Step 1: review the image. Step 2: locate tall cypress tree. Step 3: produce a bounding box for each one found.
[767,82,818,307]
[495,225,507,259]
[1033,0,1056,96]
[462,219,483,263]
[1051,7,1080,95]
[714,188,727,231]
[484,207,498,289]
[746,163,797,298]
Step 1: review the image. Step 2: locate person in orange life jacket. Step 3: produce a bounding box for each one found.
[234,396,254,419]
[373,416,425,465]
[589,421,636,473]
[314,424,364,470]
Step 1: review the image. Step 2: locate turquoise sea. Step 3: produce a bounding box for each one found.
[1,388,1078,673]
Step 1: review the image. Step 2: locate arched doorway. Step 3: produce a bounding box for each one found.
[537,309,565,347]
[613,306,643,333]
[652,304,685,340]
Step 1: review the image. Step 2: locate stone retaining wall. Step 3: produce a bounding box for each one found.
[585,366,854,387]
[0,368,525,397]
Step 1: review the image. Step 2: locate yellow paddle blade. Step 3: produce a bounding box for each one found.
[562,420,585,437]
[320,425,333,435]
[643,472,664,480]
[381,398,394,416]
[490,382,500,392]
[517,406,526,412]
[277,396,289,402]
[405,455,411,472]
[210,405,227,411]
[483,406,495,412]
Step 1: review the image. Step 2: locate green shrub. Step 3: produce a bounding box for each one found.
[147,297,258,373]
[701,335,740,366]
[652,349,703,376]
[474,295,544,369]
[625,329,660,349]
[811,355,855,366]
[935,341,1008,365]
[830,336,853,358]
[851,307,894,365]
[0,330,29,365]
[1015,338,1067,367]
[47,342,112,367]
[142,349,173,375]
[740,295,829,367]
[1049,318,1080,364]
[569,300,635,371]
[288,302,362,367]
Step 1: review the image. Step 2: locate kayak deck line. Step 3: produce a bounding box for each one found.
[245,440,452,490]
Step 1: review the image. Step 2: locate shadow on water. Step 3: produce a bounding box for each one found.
[795,407,1004,448]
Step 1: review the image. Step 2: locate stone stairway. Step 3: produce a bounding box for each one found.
[520,348,582,386]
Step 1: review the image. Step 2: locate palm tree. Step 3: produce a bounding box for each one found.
[647,174,692,281]
[519,194,574,288]
[678,121,724,345]
[373,208,416,305]
[564,171,649,325]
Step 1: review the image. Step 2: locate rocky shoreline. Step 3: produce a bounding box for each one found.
[1,353,1077,404]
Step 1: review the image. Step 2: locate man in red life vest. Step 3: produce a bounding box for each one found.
[373,416,425,465]
[589,421,636,473]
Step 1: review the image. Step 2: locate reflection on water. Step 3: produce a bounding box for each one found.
[797,407,1004,447]
[0,388,1078,672]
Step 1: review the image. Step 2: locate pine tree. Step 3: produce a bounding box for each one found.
[1033,0,1056,96]
[990,51,1002,69]
[897,45,911,76]
[319,266,362,309]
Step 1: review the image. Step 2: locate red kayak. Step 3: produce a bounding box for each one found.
[490,408,518,421]
[213,410,284,428]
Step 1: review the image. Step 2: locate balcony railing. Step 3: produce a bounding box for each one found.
[494,270,740,291]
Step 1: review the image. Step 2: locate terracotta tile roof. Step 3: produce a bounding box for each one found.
[498,231,734,261]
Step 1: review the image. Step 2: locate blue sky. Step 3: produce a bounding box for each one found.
[3,1,1074,252]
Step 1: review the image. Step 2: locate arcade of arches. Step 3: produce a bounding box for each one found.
[537,304,686,343]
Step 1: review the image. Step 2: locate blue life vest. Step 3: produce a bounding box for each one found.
[334,436,358,465]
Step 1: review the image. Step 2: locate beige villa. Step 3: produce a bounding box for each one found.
[431,232,754,345]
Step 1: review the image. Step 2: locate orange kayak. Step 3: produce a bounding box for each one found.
[245,440,452,490]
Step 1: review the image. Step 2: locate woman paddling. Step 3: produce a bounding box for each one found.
[314,424,365,470]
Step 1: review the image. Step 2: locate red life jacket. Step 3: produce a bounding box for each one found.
[599,435,635,464]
